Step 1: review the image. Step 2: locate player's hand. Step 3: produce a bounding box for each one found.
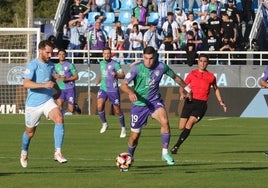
[220,101,227,112]
[45,81,55,88]
[128,92,137,102]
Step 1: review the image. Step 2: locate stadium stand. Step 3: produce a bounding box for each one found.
[103,12,116,24]
[118,11,132,25]
[88,12,101,24]
[120,0,136,11]
[110,0,120,11]
[148,12,159,25]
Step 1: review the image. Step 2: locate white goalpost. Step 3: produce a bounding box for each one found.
[0,27,41,114]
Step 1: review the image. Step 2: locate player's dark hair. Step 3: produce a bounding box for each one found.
[103,46,112,52]
[58,48,66,54]
[143,46,158,62]
[38,40,54,50]
[198,53,209,61]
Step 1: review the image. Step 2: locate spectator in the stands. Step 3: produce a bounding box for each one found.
[162,12,179,42]
[143,23,163,50]
[197,0,210,33]
[192,22,205,51]
[205,29,220,64]
[159,34,177,64]
[108,21,126,63]
[177,25,187,51]
[87,21,108,64]
[147,0,158,13]
[221,13,237,46]
[129,24,144,61]
[208,0,222,18]
[188,0,202,13]
[241,0,254,24]
[48,35,58,63]
[91,0,111,15]
[88,15,106,31]
[133,0,149,26]
[224,0,240,25]
[183,12,201,32]
[174,8,187,27]
[157,0,168,32]
[68,18,87,64]
[219,34,235,64]
[70,0,90,19]
[207,10,222,39]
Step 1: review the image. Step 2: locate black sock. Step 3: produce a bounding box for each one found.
[174,128,191,148]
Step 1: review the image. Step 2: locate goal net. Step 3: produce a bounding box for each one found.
[0,28,41,114]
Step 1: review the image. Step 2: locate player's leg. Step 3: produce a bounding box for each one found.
[152,107,174,165]
[66,88,75,114]
[97,90,108,133]
[46,99,67,163]
[110,91,126,137]
[127,105,148,160]
[20,106,42,168]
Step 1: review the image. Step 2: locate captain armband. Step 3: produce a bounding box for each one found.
[184,85,191,93]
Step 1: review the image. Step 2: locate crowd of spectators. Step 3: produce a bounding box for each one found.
[56,0,260,65]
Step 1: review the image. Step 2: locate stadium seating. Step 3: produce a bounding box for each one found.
[88,12,101,24]
[110,0,120,11]
[118,11,132,24]
[148,12,159,25]
[103,25,113,35]
[120,0,136,10]
[103,12,115,24]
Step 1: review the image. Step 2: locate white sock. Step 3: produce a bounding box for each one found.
[162,148,168,155]
[55,148,61,153]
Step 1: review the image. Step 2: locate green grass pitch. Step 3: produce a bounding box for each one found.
[1,115,268,188]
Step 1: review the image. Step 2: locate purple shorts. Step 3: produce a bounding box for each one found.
[130,100,164,130]
[97,89,120,106]
[59,88,75,105]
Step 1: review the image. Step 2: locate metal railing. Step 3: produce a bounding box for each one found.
[1,49,268,65]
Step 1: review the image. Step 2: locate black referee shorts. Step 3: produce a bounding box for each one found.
[180,98,207,121]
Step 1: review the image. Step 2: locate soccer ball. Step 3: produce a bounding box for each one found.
[116,152,132,172]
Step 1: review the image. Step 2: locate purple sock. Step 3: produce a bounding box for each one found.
[119,114,126,128]
[161,133,170,149]
[98,110,107,123]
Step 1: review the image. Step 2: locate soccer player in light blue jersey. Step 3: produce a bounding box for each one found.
[95,47,127,138]
[20,40,67,168]
[120,46,192,166]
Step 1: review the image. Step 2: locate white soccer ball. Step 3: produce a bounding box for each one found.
[116,152,132,172]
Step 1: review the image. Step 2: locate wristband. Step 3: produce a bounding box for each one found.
[184,85,191,93]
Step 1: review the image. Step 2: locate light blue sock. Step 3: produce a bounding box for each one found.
[54,124,64,150]
[21,131,31,152]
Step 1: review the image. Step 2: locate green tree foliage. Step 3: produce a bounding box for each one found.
[0,0,57,27]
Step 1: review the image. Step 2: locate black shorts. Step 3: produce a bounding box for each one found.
[180,99,207,121]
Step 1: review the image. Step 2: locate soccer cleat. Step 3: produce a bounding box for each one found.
[264,151,268,157]
[54,152,68,163]
[162,153,175,165]
[74,103,81,114]
[170,146,178,154]
[100,124,108,133]
[20,153,28,168]
[120,127,126,138]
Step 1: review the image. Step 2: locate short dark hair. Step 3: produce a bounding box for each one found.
[143,46,157,55]
[58,48,66,54]
[102,46,111,52]
[198,53,209,61]
[38,40,54,50]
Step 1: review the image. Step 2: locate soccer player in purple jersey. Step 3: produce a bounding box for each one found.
[54,49,79,115]
[259,66,268,157]
[95,47,127,138]
[120,46,192,166]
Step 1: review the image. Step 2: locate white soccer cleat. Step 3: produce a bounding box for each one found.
[20,153,28,168]
[100,124,108,133]
[54,152,68,163]
[120,127,126,138]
